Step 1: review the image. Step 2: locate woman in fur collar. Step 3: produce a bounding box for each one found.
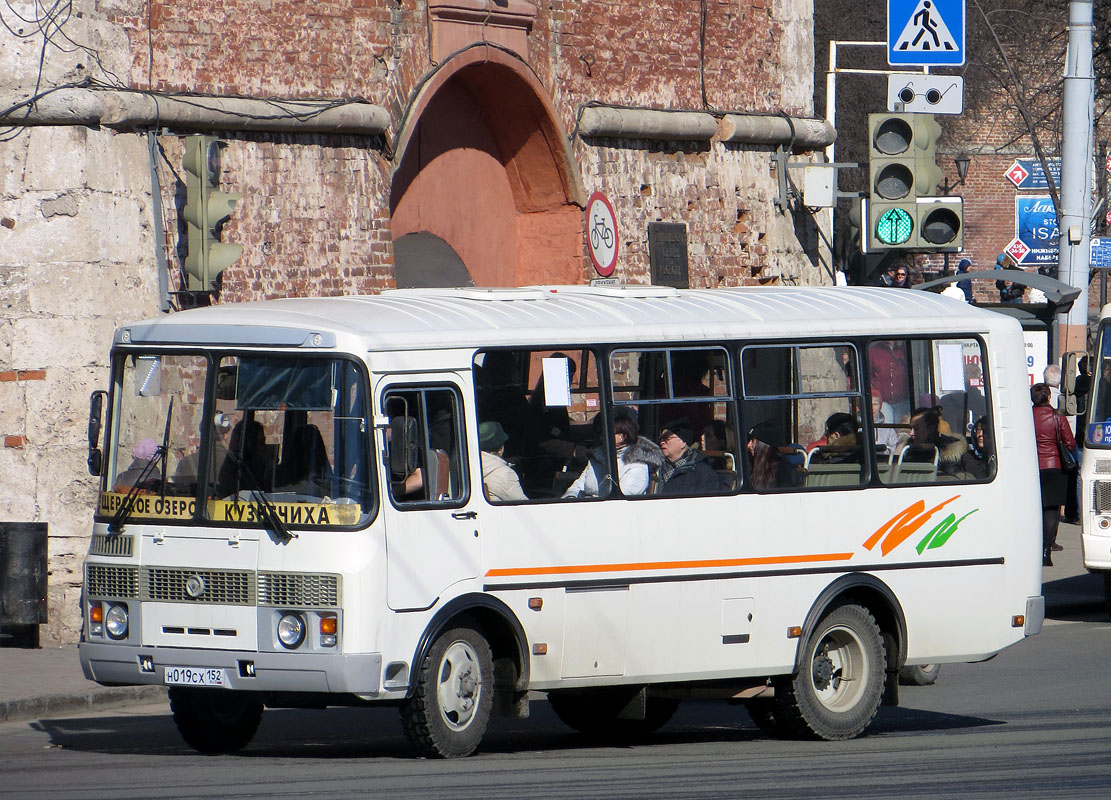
[905,406,968,476]
[563,409,661,498]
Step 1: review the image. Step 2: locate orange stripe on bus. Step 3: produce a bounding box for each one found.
[485,551,855,578]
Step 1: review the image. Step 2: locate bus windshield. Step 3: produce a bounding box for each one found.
[1086,321,1111,447]
[101,352,373,528]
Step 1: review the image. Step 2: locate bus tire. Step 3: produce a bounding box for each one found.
[547,689,679,738]
[1103,574,1111,621]
[168,687,263,755]
[400,626,493,758]
[776,603,885,741]
[898,663,941,686]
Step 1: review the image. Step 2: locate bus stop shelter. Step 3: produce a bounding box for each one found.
[914,270,1083,359]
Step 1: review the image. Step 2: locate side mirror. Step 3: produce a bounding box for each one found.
[388,416,420,480]
[1061,350,1088,416]
[87,390,107,476]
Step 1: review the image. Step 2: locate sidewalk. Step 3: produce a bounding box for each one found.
[0,524,1104,725]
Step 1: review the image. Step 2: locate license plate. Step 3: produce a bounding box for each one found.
[164,666,226,687]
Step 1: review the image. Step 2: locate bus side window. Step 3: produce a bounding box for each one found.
[879,338,994,485]
[473,348,603,501]
[383,387,466,506]
[741,344,865,491]
[612,346,737,497]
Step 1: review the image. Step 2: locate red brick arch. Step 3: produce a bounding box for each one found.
[390,45,586,288]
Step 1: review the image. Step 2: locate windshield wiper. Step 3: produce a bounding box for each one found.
[108,398,173,535]
[225,452,296,544]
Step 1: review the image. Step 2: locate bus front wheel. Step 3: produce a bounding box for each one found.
[400,626,493,758]
[168,687,263,754]
[777,603,885,741]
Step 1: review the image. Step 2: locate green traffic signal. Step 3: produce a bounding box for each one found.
[875,207,914,246]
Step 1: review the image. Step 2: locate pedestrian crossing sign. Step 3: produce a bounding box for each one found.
[888,0,965,66]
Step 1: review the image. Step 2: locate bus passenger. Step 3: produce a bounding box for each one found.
[563,409,660,498]
[658,419,728,495]
[479,422,527,502]
[953,416,993,480]
[870,389,900,452]
[114,437,162,491]
[906,406,968,476]
[216,419,274,498]
[746,422,802,490]
[812,413,861,464]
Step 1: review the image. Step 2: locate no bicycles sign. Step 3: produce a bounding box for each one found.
[585,191,619,277]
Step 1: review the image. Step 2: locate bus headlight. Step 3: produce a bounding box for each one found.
[105,604,129,640]
[277,613,306,649]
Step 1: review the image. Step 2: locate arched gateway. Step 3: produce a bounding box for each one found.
[390,45,586,288]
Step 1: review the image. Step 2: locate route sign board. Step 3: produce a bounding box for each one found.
[1014,195,1059,266]
[888,0,965,66]
[1004,158,1062,190]
[887,74,964,114]
[1091,238,1111,269]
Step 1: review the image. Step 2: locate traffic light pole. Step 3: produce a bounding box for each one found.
[1057,0,1095,357]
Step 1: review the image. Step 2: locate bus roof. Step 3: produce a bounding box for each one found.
[117,286,1018,351]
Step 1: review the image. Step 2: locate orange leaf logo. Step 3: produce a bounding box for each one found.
[863,495,961,556]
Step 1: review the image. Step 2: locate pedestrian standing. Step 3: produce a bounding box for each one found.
[956,257,974,303]
[891,265,911,288]
[1032,382,1076,566]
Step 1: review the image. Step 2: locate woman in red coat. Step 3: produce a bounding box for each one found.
[1032,382,1077,566]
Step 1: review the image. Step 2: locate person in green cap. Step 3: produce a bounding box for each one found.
[479,421,527,502]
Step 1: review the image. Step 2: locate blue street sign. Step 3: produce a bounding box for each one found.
[1004,158,1062,190]
[1091,238,1111,269]
[888,0,966,66]
[1014,195,1059,266]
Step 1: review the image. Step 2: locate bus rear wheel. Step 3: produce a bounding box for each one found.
[168,687,263,754]
[1103,573,1111,621]
[776,603,885,741]
[400,626,493,758]
[548,689,679,738]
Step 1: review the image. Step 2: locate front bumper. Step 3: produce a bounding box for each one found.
[79,641,382,695]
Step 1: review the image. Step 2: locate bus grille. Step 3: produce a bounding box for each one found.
[143,568,256,605]
[258,573,340,607]
[1093,481,1111,513]
[85,564,140,599]
[89,534,134,557]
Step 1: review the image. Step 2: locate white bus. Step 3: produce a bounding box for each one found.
[79,286,1043,757]
[1077,317,1111,616]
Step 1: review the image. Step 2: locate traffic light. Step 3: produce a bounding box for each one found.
[864,113,962,253]
[183,136,242,292]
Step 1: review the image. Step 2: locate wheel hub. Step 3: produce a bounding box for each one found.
[812,651,835,691]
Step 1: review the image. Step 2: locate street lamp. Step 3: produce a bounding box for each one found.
[940,154,971,196]
[939,155,970,273]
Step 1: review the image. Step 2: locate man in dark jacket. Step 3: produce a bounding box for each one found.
[658,419,728,495]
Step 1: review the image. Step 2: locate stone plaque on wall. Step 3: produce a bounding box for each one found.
[649,223,689,288]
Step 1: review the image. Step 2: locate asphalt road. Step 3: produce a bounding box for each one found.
[3,579,1109,799]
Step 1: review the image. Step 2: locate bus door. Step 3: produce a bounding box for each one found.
[378,380,478,611]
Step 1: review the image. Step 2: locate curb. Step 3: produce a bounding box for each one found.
[0,685,168,725]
